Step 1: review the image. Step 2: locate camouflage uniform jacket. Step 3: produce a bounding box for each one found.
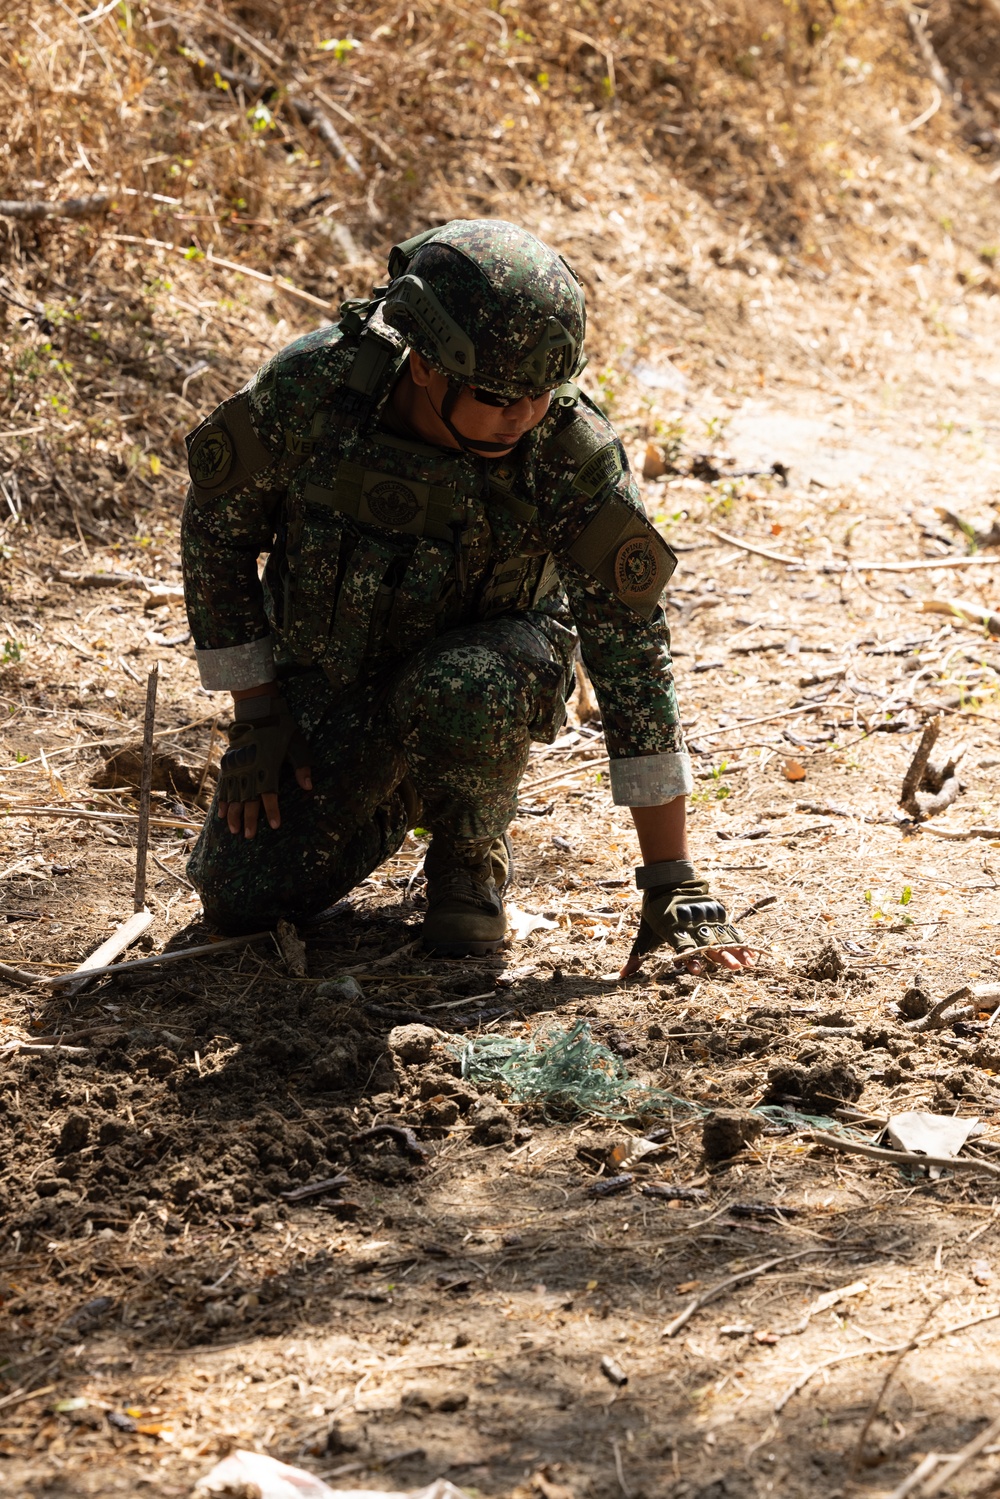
[181,311,692,807]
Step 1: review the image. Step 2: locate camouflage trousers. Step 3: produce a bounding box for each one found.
[188,615,570,933]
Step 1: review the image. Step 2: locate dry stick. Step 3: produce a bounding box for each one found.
[706,526,803,566]
[176,12,362,175]
[732,894,779,924]
[905,985,972,1034]
[196,719,220,803]
[41,932,273,989]
[109,235,332,313]
[0,194,109,220]
[706,526,1000,573]
[907,8,959,103]
[133,665,159,913]
[520,756,610,795]
[661,1248,833,1338]
[61,910,154,1001]
[774,1307,1000,1413]
[0,709,220,772]
[886,1454,946,1499]
[849,1297,948,1478]
[803,1131,1000,1178]
[920,824,1000,840]
[0,806,197,830]
[921,597,1000,636]
[900,714,942,817]
[922,1413,1000,1497]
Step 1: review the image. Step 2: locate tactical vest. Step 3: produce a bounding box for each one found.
[186,309,675,693]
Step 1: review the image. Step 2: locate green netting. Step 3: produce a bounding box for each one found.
[753,1104,873,1142]
[456,1020,703,1120]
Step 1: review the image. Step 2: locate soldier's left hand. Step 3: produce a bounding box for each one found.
[618,877,756,980]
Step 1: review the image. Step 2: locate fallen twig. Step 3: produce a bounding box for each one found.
[919,823,1000,840]
[922,1414,1000,1496]
[775,1306,1000,1412]
[732,895,779,924]
[520,756,610,795]
[0,805,198,831]
[803,1130,1000,1177]
[279,1174,351,1202]
[336,938,423,976]
[705,526,803,566]
[351,1123,430,1163]
[905,985,972,1033]
[850,1298,947,1478]
[108,235,332,312]
[133,665,159,913]
[61,910,154,1000]
[662,1249,833,1338]
[0,194,110,220]
[0,710,219,773]
[1,1041,89,1055]
[39,932,273,988]
[921,597,1000,636]
[900,715,941,818]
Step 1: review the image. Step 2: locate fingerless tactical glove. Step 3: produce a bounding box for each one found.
[218,693,310,804]
[629,859,742,960]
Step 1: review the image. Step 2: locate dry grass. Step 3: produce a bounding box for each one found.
[0,0,998,536]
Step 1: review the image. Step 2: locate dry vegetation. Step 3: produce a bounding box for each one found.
[3,3,1000,1498]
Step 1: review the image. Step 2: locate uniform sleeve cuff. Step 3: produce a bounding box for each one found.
[609,749,693,807]
[194,636,277,692]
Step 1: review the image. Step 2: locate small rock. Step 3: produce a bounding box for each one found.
[317,976,363,1002]
[469,1095,514,1145]
[388,1023,438,1065]
[702,1109,764,1162]
[600,1354,628,1386]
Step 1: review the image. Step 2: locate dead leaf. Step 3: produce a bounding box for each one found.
[642,441,667,480]
[783,758,806,782]
[676,1280,701,1293]
[971,1258,993,1285]
[506,903,558,941]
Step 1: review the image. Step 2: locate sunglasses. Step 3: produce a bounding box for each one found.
[469,386,548,408]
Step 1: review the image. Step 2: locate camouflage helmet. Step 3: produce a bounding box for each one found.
[381,219,586,402]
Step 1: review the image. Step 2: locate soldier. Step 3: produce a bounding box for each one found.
[182,218,753,977]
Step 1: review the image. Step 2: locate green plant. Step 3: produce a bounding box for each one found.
[1,639,23,666]
[318,37,360,61]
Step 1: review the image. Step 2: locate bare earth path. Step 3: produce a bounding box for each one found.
[2,282,1000,1499]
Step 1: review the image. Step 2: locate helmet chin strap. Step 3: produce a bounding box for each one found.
[429,379,518,456]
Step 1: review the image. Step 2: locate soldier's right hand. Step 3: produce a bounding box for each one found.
[217,692,312,840]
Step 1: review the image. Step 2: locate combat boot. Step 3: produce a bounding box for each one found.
[421,834,513,957]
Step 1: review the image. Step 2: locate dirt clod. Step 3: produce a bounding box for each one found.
[469,1095,515,1145]
[799,941,846,982]
[702,1109,765,1161]
[388,1023,440,1064]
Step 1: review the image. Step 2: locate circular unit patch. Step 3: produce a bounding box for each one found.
[188,423,234,488]
[366,479,421,527]
[614,534,662,601]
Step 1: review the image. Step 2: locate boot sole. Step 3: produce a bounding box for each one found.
[421,936,506,958]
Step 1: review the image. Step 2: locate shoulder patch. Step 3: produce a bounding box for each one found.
[186,390,276,501]
[188,422,234,489]
[567,494,677,620]
[572,440,624,499]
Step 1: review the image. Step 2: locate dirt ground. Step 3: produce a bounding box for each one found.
[4,307,1000,1499]
[5,3,1000,1497]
